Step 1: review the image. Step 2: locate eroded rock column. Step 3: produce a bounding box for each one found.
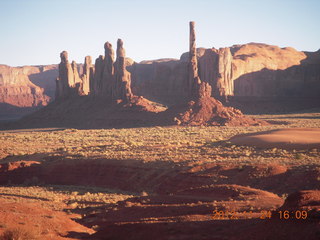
[92,55,104,96]
[102,42,115,98]
[56,51,74,99]
[82,56,94,95]
[113,39,133,102]
[189,21,201,97]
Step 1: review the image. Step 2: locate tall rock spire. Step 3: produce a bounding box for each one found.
[113,39,133,102]
[102,41,115,98]
[92,55,104,95]
[56,51,74,99]
[188,21,211,98]
[71,60,81,85]
[189,21,201,96]
[82,56,94,95]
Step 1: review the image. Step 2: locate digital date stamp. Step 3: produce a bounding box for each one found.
[212,210,309,220]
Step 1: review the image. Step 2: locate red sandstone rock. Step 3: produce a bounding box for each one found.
[81,56,94,95]
[92,55,104,95]
[102,41,115,98]
[56,51,75,99]
[129,44,319,105]
[188,21,201,97]
[169,21,266,127]
[113,39,133,102]
[0,65,51,109]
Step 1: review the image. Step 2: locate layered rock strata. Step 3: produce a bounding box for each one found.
[171,21,265,126]
[0,65,52,107]
[113,39,133,102]
[129,44,318,105]
[56,39,133,103]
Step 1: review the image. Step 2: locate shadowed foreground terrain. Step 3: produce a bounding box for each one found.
[0,112,319,239]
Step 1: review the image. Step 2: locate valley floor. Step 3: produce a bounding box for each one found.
[0,112,319,239]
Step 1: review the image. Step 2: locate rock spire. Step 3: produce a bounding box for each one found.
[113,39,133,102]
[82,56,94,95]
[102,41,115,98]
[188,21,213,99]
[188,21,202,97]
[56,51,75,99]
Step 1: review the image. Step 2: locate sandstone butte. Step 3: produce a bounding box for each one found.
[0,21,319,122]
[2,22,268,128]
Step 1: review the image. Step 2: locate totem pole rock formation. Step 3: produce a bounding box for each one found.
[188,21,216,99]
[71,61,81,85]
[113,39,133,102]
[55,38,135,102]
[92,55,104,96]
[82,56,94,95]
[188,21,201,96]
[102,41,115,98]
[171,21,266,126]
[56,51,75,99]
[56,51,94,99]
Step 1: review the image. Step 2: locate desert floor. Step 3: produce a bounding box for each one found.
[0,112,319,239]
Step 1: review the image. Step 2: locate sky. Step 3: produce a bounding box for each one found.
[0,0,319,66]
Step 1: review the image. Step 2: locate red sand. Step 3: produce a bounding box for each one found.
[230,128,320,150]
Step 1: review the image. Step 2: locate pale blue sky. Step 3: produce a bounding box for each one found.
[1,0,319,66]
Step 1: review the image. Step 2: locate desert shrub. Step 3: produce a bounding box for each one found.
[0,227,38,240]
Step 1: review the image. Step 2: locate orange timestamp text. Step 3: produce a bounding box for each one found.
[212,210,308,220]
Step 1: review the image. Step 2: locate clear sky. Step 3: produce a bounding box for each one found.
[1,0,319,66]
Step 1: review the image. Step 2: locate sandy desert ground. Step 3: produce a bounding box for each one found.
[0,112,319,239]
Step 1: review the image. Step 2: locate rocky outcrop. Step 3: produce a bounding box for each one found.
[56,51,74,98]
[92,55,104,96]
[112,39,133,102]
[56,39,133,102]
[1,21,319,121]
[169,21,266,127]
[71,61,82,92]
[0,64,55,112]
[90,40,133,101]
[188,21,201,97]
[128,43,319,105]
[82,56,94,95]
[56,51,87,98]
[102,42,115,98]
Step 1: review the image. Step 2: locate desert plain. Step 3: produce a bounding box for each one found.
[0,110,319,239]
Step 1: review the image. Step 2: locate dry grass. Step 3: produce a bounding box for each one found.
[0,185,135,211]
[0,112,319,167]
[0,227,39,240]
[0,112,319,238]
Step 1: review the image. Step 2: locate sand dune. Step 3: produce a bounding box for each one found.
[230,128,320,149]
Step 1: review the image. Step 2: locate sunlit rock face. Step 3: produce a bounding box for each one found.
[129,43,319,105]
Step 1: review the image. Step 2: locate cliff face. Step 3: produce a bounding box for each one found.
[231,44,309,97]
[129,43,319,104]
[0,64,56,108]
[128,59,189,105]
